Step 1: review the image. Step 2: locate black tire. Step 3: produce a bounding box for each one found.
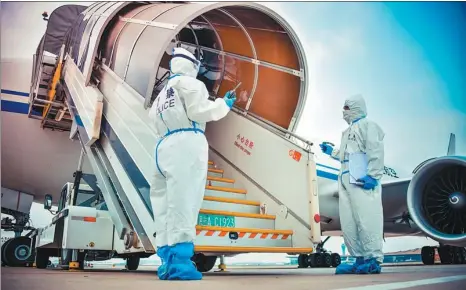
[438,246,453,264]
[35,249,49,269]
[192,253,217,273]
[1,239,13,266]
[308,254,316,267]
[313,253,323,268]
[297,254,309,268]
[126,255,140,271]
[331,253,341,268]
[322,253,332,268]
[3,237,34,267]
[421,246,435,265]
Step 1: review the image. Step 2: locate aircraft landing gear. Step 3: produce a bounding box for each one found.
[297,237,341,268]
[438,245,465,265]
[421,245,466,265]
[421,246,435,265]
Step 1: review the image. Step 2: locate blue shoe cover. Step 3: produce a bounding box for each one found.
[166,242,202,281]
[335,257,364,275]
[157,246,171,280]
[355,258,382,274]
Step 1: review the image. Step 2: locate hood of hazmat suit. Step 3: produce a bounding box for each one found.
[169,47,201,78]
[148,47,231,281]
[342,94,367,124]
[331,94,385,274]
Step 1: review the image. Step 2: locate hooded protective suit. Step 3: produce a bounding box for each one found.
[320,94,385,274]
[148,47,234,280]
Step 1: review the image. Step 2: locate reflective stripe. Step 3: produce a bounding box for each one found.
[155,127,205,177]
[168,73,180,80]
[341,170,349,175]
[352,116,365,124]
[341,159,349,163]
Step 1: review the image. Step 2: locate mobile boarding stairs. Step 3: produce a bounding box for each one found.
[27,1,325,272]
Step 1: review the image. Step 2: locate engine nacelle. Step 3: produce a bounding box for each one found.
[407,156,466,247]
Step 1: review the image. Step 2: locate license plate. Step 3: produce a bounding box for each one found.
[197,213,236,228]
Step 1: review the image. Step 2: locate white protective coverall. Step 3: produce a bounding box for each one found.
[331,94,385,264]
[148,47,231,248]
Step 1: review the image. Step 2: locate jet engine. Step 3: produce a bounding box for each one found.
[407,156,466,247]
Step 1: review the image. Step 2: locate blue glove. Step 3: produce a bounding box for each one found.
[357,175,378,190]
[319,143,334,156]
[223,90,236,109]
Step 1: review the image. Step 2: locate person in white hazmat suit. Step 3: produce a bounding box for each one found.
[319,94,385,275]
[148,47,236,280]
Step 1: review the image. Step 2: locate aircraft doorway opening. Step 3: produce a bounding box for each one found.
[149,8,304,131]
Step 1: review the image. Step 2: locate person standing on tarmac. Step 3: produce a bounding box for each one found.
[319,94,385,275]
[148,47,237,280]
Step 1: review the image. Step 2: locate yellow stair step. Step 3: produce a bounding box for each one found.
[208,168,224,174]
[203,196,259,206]
[199,209,275,220]
[205,185,246,194]
[207,176,234,184]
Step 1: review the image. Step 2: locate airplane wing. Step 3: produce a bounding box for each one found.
[381,177,411,201]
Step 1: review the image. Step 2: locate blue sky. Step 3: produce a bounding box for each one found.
[1,1,465,259]
[265,1,466,178]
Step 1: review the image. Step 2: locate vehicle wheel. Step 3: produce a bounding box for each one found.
[438,246,453,264]
[307,254,316,267]
[322,253,332,268]
[35,249,49,269]
[331,253,341,267]
[421,246,435,265]
[1,239,12,266]
[3,237,34,267]
[313,253,323,268]
[297,254,309,268]
[191,253,217,272]
[126,255,140,271]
